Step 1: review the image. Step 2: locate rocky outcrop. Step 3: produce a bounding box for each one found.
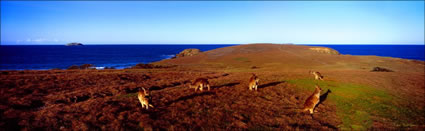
[371,67,393,72]
[173,48,201,58]
[129,63,175,69]
[67,64,94,70]
[309,47,339,55]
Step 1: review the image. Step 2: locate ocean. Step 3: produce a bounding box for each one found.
[0,44,424,70]
[310,45,425,61]
[0,45,235,70]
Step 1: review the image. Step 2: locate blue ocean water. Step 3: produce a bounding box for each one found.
[310,45,424,61]
[0,44,424,70]
[0,45,235,70]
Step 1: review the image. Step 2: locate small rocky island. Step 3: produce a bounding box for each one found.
[66,42,83,46]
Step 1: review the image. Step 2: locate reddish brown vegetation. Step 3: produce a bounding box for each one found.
[1,44,423,130]
[0,69,341,130]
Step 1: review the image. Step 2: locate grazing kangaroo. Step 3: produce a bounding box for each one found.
[303,85,322,114]
[249,73,259,91]
[190,78,211,91]
[310,70,324,80]
[138,87,154,110]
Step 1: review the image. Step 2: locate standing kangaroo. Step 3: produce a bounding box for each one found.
[189,78,211,91]
[138,87,154,110]
[310,70,324,81]
[303,85,322,114]
[249,73,259,91]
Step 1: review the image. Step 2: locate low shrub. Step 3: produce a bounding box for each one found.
[371,67,393,72]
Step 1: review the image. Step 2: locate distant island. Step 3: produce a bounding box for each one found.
[66,42,83,46]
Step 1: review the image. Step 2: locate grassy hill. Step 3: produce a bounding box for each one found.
[1,44,423,130]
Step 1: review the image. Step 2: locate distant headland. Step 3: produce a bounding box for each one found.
[66,42,83,46]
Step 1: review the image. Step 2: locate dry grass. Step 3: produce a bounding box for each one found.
[1,44,424,130]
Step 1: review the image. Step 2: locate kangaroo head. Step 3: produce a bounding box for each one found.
[315,85,322,92]
[188,82,195,89]
[252,73,258,79]
[142,87,149,96]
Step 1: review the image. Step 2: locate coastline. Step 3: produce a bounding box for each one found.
[1,44,424,71]
[1,43,424,129]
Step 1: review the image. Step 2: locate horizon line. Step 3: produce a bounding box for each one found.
[1,43,424,46]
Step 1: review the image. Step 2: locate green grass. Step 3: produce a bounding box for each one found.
[287,79,422,130]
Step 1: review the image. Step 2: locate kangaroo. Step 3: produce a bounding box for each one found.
[138,87,154,110]
[310,70,324,80]
[302,85,322,114]
[189,78,211,91]
[249,73,259,91]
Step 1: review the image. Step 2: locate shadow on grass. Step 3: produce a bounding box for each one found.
[317,89,331,107]
[166,92,216,106]
[149,80,191,91]
[212,82,240,89]
[258,81,285,89]
[289,123,313,129]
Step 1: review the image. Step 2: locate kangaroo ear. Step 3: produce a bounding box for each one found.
[142,87,147,94]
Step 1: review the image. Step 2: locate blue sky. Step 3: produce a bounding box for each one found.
[1,1,424,45]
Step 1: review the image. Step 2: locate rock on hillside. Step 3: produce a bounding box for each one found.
[173,48,201,58]
[309,47,340,55]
